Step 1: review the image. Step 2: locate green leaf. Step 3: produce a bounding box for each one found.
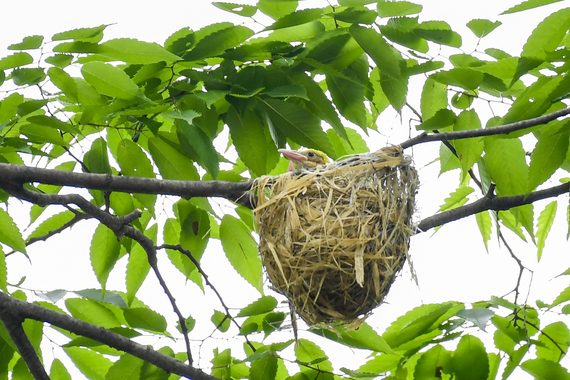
[220,215,263,292]
[0,208,26,253]
[521,358,570,379]
[116,139,156,213]
[9,35,44,50]
[484,137,528,196]
[27,210,76,242]
[211,310,231,332]
[265,85,308,100]
[45,54,74,68]
[106,354,144,380]
[502,0,565,15]
[258,0,297,20]
[358,354,401,375]
[382,303,457,349]
[456,308,494,331]
[238,296,278,317]
[416,108,456,131]
[90,223,121,291]
[175,119,219,178]
[504,76,564,124]
[123,307,167,333]
[64,347,112,380]
[528,128,569,193]
[466,19,502,38]
[265,8,324,30]
[226,106,274,177]
[0,246,6,293]
[148,137,199,181]
[27,115,79,134]
[312,323,395,354]
[475,211,492,252]
[126,225,156,306]
[451,335,489,380]
[326,73,367,129]
[250,354,278,380]
[439,186,474,212]
[258,97,336,158]
[52,25,107,41]
[537,201,557,261]
[0,52,33,70]
[183,25,255,61]
[65,298,122,328]
[421,78,448,120]
[50,359,72,380]
[451,109,484,176]
[377,1,422,17]
[536,322,570,362]
[20,124,67,146]
[295,339,333,374]
[81,61,140,99]
[213,2,258,17]
[12,68,46,85]
[334,8,377,24]
[414,21,462,48]
[431,68,484,91]
[85,138,111,174]
[99,38,181,64]
[414,345,452,379]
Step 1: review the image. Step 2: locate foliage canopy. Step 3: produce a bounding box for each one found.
[1,0,570,379]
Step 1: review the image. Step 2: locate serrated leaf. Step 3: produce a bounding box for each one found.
[184,25,255,61]
[85,138,111,174]
[0,246,6,293]
[536,322,570,362]
[116,139,156,213]
[211,310,231,332]
[431,68,484,91]
[27,115,79,134]
[20,123,67,146]
[213,2,258,17]
[502,0,565,15]
[220,215,262,292]
[12,67,46,85]
[0,208,26,253]
[265,8,324,30]
[258,0,297,20]
[64,347,112,380]
[521,358,570,379]
[451,109,484,177]
[99,38,181,64]
[326,73,367,129]
[414,345,452,379]
[9,35,44,50]
[475,210,492,252]
[175,119,219,178]
[52,25,107,41]
[81,61,140,99]
[258,97,336,158]
[250,354,278,380]
[421,78,448,120]
[238,296,278,317]
[90,223,121,291]
[45,54,74,68]
[126,225,156,305]
[0,52,33,70]
[528,130,569,193]
[226,106,273,177]
[123,307,167,333]
[451,335,489,380]
[537,201,557,261]
[106,354,144,380]
[312,323,395,354]
[65,298,122,328]
[27,210,76,242]
[50,359,72,380]
[414,21,462,48]
[416,108,456,130]
[148,137,199,181]
[377,1,422,17]
[466,19,502,38]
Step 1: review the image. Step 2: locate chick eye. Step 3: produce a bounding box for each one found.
[308,152,315,157]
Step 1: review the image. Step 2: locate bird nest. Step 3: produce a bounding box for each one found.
[253,146,418,327]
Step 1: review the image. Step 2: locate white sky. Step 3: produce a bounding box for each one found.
[2,0,570,378]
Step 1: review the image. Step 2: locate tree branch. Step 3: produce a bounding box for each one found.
[0,292,219,380]
[0,305,50,380]
[416,182,570,232]
[400,106,570,149]
[0,163,255,208]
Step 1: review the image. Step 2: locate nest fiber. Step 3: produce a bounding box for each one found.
[254,146,418,326]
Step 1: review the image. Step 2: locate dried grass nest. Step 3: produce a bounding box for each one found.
[253,146,419,327]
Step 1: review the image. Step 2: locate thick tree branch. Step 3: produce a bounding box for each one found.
[416,182,570,232]
[0,306,50,380]
[0,163,255,208]
[0,292,219,380]
[400,106,570,149]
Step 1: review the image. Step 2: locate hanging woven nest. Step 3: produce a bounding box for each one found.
[253,145,418,327]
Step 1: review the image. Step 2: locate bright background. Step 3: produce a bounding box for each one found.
[2,0,570,378]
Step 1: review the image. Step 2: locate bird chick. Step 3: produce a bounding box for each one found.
[278,149,329,172]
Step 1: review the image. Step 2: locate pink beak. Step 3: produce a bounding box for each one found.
[278,149,307,172]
